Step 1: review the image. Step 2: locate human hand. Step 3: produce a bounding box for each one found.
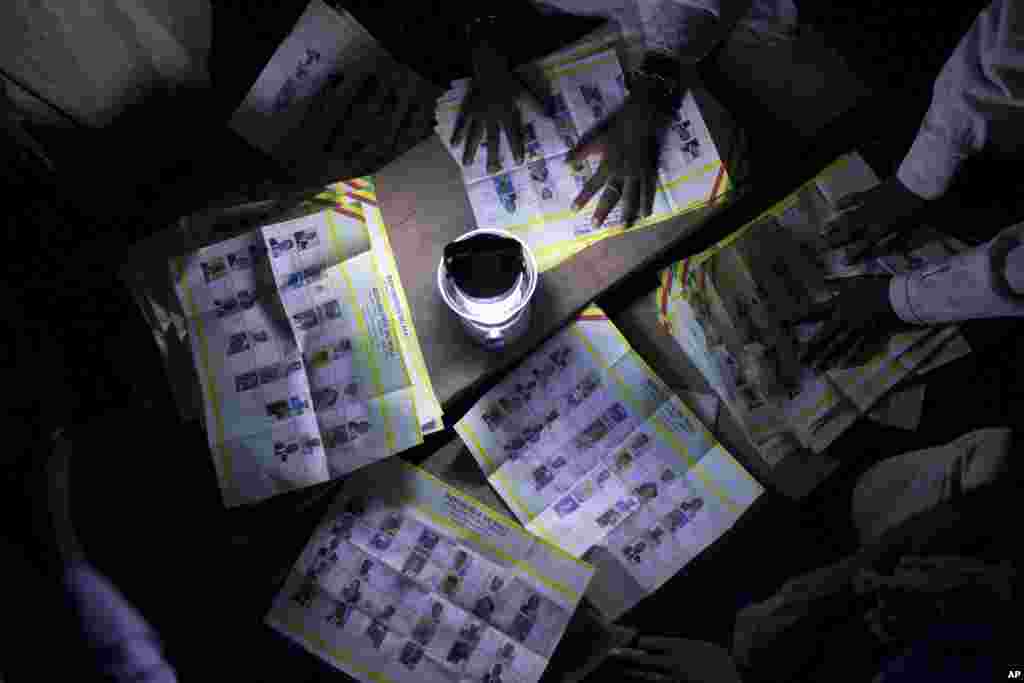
[820,176,926,264]
[855,556,1015,644]
[796,276,901,372]
[606,636,743,683]
[566,78,672,229]
[450,41,544,173]
[858,556,1015,597]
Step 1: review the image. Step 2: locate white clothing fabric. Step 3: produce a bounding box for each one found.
[851,427,1015,545]
[890,221,1024,324]
[897,0,1024,200]
[537,0,798,64]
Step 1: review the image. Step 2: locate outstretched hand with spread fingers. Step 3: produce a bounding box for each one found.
[797,276,903,372]
[820,177,926,264]
[566,78,672,230]
[450,41,547,174]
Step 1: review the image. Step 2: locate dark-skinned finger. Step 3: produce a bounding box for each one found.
[593,179,624,228]
[843,228,888,263]
[501,106,525,166]
[773,328,803,388]
[799,317,843,365]
[622,670,674,683]
[812,327,858,372]
[567,114,615,163]
[642,168,657,218]
[485,118,502,174]
[624,669,675,683]
[450,89,478,147]
[835,189,871,212]
[516,75,550,118]
[623,175,644,227]
[834,330,872,369]
[635,636,684,654]
[608,648,672,670]
[571,161,609,211]
[462,116,485,166]
[793,298,836,325]
[820,212,864,248]
[850,223,910,262]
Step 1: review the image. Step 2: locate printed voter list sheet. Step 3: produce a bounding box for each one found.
[435,37,735,272]
[456,305,762,620]
[172,179,441,507]
[267,459,593,683]
[655,153,972,489]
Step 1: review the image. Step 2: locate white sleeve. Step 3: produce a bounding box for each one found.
[897,0,1024,200]
[539,0,752,63]
[889,222,1024,324]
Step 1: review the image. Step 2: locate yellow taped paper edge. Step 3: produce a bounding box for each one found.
[657,153,862,311]
[409,464,593,597]
[173,255,234,503]
[361,198,443,430]
[335,256,396,453]
[454,421,534,525]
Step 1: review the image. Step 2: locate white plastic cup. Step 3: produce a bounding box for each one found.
[437,228,538,350]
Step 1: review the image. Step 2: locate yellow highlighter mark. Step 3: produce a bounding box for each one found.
[173,256,233,498]
[337,260,395,452]
[571,322,739,514]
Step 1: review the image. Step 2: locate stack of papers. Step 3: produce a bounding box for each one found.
[657,153,972,470]
[266,458,594,683]
[172,179,441,507]
[435,37,734,272]
[456,305,763,619]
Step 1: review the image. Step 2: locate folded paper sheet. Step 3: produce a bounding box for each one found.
[456,305,762,619]
[172,179,441,506]
[267,459,594,683]
[656,153,971,472]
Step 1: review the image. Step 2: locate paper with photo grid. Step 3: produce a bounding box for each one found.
[172,179,441,508]
[266,458,593,683]
[230,0,439,181]
[455,305,762,619]
[656,153,972,471]
[435,37,733,273]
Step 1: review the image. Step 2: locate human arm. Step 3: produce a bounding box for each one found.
[802,221,1024,369]
[451,12,549,171]
[821,0,1024,259]
[897,0,1024,201]
[64,563,179,683]
[889,221,1024,324]
[564,0,752,227]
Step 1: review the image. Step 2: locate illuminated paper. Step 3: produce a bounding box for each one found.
[435,39,733,272]
[456,306,762,619]
[266,459,593,683]
[656,153,972,471]
[172,179,441,507]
